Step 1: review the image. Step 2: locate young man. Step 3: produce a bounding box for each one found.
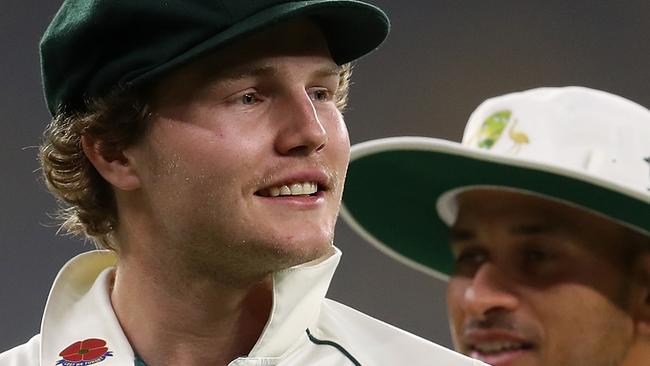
[0,1,485,365]
[342,86,650,366]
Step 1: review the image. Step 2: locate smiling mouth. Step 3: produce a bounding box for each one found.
[256,181,320,197]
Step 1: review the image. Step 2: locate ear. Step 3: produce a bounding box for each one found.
[635,252,650,336]
[81,135,141,191]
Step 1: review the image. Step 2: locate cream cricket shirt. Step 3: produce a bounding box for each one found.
[0,248,485,366]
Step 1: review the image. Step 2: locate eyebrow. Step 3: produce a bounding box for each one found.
[215,64,343,83]
[510,223,557,235]
[313,64,344,78]
[219,65,278,81]
[449,228,474,243]
[449,223,558,244]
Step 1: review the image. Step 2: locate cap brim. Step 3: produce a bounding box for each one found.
[341,136,650,280]
[125,0,389,88]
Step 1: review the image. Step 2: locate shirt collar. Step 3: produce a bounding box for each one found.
[249,247,340,358]
[39,247,341,364]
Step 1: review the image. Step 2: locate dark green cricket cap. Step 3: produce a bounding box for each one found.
[40,0,390,115]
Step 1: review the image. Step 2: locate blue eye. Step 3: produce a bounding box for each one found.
[241,93,257,105]
[310,89,331,102]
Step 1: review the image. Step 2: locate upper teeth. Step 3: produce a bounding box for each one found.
[268,182,317,197]
[473,341,525,354]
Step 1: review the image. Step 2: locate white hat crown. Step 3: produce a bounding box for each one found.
[462,87,650,197]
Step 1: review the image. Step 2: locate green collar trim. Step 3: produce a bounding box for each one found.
[134,355,146,366]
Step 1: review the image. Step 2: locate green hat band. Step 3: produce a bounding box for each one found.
[342,137,650,280]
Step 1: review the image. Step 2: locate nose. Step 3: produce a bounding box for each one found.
[461,263,519,320]
[274,91,328,156]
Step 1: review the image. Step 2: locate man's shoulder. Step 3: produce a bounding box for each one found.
[0,334,41,366]
[315,299,485,365]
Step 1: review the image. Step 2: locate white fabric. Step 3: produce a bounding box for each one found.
[0,249,485,366]
[462,87,650,194]
[436,86,650,227]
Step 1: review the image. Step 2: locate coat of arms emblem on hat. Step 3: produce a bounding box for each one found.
[467,109,530,154]
[56,338,113,366]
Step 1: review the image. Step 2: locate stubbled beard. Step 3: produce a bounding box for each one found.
[171,233,333,288]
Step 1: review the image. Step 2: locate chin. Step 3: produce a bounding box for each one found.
[280,237,333,261]
[213,221,335,275]
[270,232,333,265]
[271,220,333,245]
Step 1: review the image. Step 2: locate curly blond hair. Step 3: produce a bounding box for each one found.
[39,64,353,250]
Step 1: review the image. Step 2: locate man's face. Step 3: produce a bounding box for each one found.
[446,189,640,366]
[123,19,349,280]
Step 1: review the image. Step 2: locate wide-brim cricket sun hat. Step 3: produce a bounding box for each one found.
[40,0,390,115]
[341,87,650,280]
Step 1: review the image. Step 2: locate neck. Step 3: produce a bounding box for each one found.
[110,253,273,366]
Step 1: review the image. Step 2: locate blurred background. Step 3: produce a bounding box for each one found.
[2,0,650,350]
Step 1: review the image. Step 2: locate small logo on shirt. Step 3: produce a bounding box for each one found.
[56,338,113,366]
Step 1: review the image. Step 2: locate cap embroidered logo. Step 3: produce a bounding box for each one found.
[468,109,511,149]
